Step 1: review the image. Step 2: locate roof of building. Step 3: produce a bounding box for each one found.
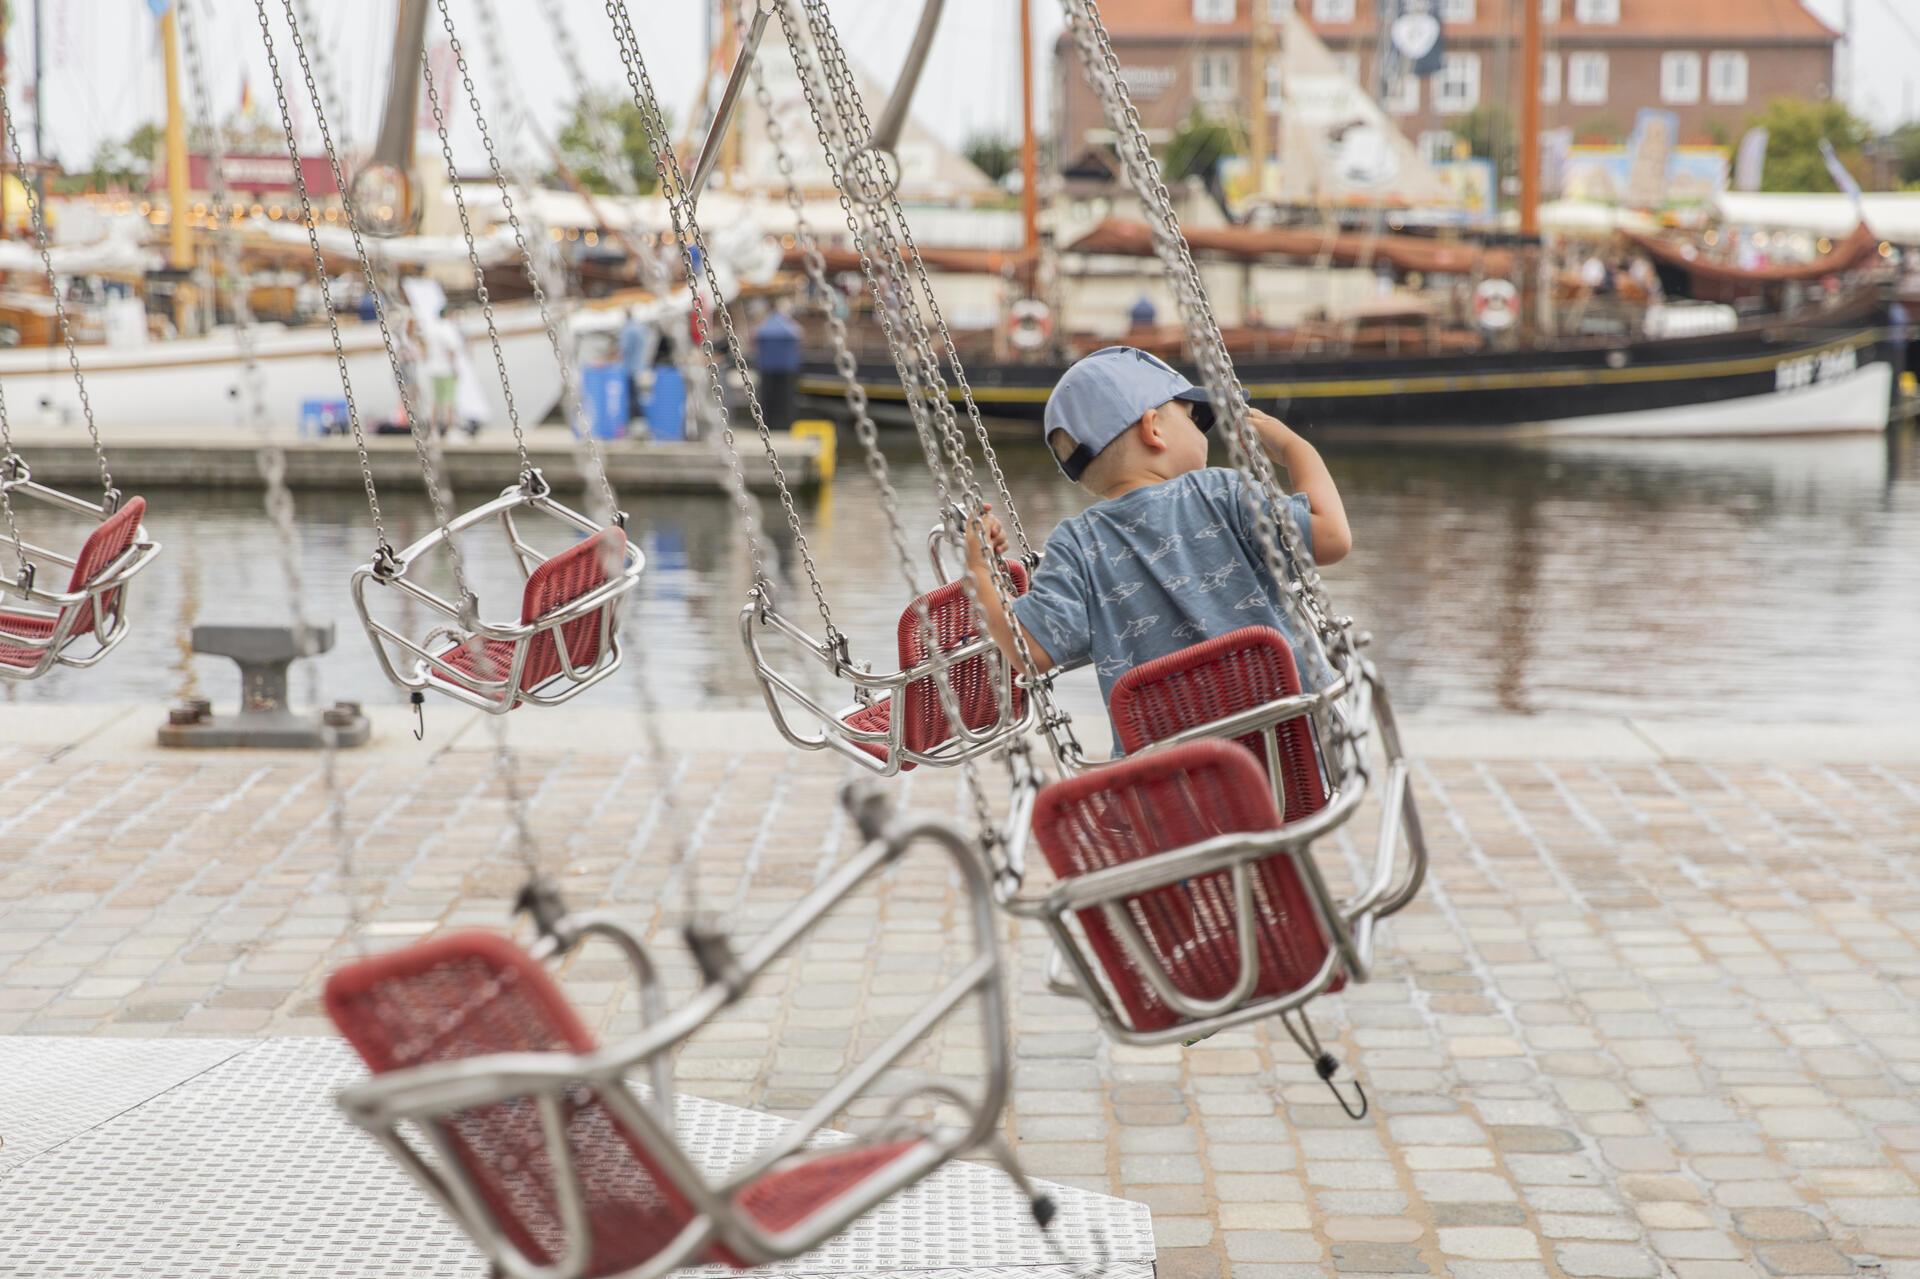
[1083,0,1837,43]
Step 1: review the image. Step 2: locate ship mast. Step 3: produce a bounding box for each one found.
[1019,0,1038,275]
[158,3,192,270]
[1519,0,1541,239]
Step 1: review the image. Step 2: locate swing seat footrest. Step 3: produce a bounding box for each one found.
[840,698,911,771]
[0,611,56,669]
[718,1139,923,1260]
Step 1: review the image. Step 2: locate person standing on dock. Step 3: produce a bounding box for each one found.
[420,313,469,439]
[619,308,655,425]
[752,304,803,433]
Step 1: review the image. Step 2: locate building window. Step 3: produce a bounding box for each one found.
[1439,0,1475,21]
[1433,51,1480,112]
[1266,0,1295,17]
[1383,68,1421,114]
[1194,51,1236,100]
[1266,56,1285,110]
[1708,51,1749,104]
[1194,0,1235,23]
[1541,51,1561,104]
[1541,0,1560,19]
[1419,130,1458,167]
[1660,51,1701,104]
[1573,0,1618,22]
[1567,51,1608,104]
[1312,0,1355,21]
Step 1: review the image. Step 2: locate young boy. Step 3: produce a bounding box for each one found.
[967,345,1351,728]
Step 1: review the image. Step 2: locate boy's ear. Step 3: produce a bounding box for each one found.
[1135,407,1167,452]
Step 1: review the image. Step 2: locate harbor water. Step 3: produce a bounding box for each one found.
[7,429,1917,724]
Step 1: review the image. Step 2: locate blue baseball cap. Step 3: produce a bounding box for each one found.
[1043,346,1213,480]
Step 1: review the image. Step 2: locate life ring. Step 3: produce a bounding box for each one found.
[1473,278,1519,332]
[1009,298,1052,351]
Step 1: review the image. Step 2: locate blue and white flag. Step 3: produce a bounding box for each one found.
[1818,137,1865,220]
[1733,127,1768,193]
[1386,0,1445,79]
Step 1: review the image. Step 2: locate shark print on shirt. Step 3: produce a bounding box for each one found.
[1233,588,1269,611]
[1116,614,1160,640]
[1192,519,1231,541]
[1096,650,1134,678]
[1194,564,1239,593]
[1101,581,1145,604]
[1171,619,1207,641]
[1144,534,1184,565]
[1160,575,1192,592]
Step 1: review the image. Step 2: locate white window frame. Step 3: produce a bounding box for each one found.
[1567,51,1608,104]
[1194,0,1235,24]
[1266,0,1295,18]
[1541,0,1560,19]
[1573,0,1618,23]
[1433,51,1481,113]
[1540,51,1561,104]
[1419,130,1458,167]
[1265,56,1286,110]
[1311,0,1355,21]
[1194,51,1237,101]
[1660,51,1701,104]
[1708,51,1749,105]
[1439,0,1475,22]
[1383,67,1421,115]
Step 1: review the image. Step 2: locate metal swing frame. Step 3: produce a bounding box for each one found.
[333,804,1041,1279]
[0,459,160,681]
[1002,644,1427,1047]
[350,470,644,714]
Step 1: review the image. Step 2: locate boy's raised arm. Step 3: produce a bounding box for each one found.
[1247,408,1353,564]
[965,509,1056,677]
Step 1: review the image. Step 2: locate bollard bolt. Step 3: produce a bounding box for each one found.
[322,702,362,729]
[168,699,213,726]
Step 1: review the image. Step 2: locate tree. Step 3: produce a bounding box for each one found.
[963,132,1020,184]
[1892,122,1920,188]
[83,121,163,192]
[1449,105,1514,176]
[1749,97,1871,193]
[553,91,662,195]
[1163,108,1238,183]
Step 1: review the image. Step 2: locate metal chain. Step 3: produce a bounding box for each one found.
[431,0,623,523]
[607,0,848,650]
[183,0,357,936]
[254,0,390,558]
[0,382,28,584]
[419,50,536,483]
[1058,0,1341,664]
[0,79,114,505]
[784,1,1023,846]
[267,0,544,886]
[288,0,355,152]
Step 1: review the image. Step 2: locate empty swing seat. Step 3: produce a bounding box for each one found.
[327,931,930,1278]
[841,560,1029,770]
[1031,738,1339,1037]
[0,495,150,675]
[427,526,628,708]
[1109,625,1329,822]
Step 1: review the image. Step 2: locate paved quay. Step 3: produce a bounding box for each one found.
[3,705,1920,1278]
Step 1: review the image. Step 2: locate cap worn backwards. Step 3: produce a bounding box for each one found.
[1042,345,1213,481]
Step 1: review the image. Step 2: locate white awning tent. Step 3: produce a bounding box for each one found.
[1713,193,1920,243]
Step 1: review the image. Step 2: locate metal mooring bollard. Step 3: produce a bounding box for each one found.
[157,623,372,749]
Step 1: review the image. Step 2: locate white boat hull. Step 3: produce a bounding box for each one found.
[1534,359,1895,439]
[0,304,578,435]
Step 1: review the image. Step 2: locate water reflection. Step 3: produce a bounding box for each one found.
[2,428,1913,723]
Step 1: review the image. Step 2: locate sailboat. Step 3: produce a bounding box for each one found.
[797,1,1897,438]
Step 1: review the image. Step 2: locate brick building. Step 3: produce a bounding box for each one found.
[1054,0,1839,171]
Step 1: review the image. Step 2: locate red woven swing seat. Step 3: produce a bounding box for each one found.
[1109,625,1328,822]
[0,496,148,669]
[432,527,626,704]
[1030,738,1337,1034]
[326,931,922,1276]
[842,561,1030,769]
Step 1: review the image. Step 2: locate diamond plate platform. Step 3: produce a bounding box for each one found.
[0,1038,1155,1278]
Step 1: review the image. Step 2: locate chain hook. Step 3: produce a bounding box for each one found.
[370,543,402,580]
[409,691,426,741]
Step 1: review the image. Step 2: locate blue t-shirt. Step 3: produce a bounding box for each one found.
[1012,468,1325,716]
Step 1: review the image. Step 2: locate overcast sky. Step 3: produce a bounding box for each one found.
[4,0,1914,173]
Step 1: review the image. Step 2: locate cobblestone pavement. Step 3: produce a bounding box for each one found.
[3,740,1919,1279]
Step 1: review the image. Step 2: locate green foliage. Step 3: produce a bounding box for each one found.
[963,132,1021,184]
[1449,105,1514,175]
[1892,123,1920,188]
[1162,109,1238,183]
[1749,97,1871,193]
[554,90,662,195]
[84,121,163,192]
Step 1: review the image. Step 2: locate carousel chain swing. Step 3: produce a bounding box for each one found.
[0,80,117,508]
